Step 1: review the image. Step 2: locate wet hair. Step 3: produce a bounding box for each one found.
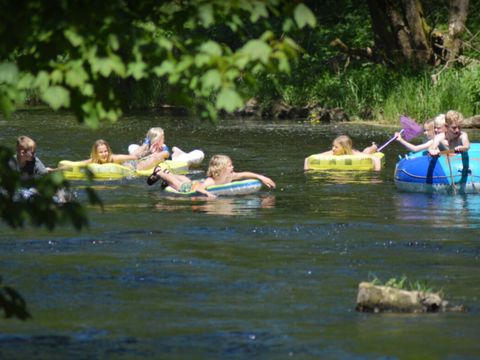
[16,135,36,152]
[333,135,353,155]
[445,110,464,126]
[90,139,113,164]
[207,154,231,178]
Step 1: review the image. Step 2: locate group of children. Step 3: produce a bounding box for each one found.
[11,110,470,198]
[395,110,470,155]
[304,109,470,172]
[10,127,277,199]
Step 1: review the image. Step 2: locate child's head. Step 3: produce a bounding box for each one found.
[445,110,464,139]
[16,135,36,162]
[90,139,113,164]
[423,119,435,139]
[146,127,164,146]
[207,154,232,178]
[332,135,353,155]
[433,114,446,134]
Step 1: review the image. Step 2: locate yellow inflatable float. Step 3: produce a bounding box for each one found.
[304,152,385,171]
[58,160,189,180]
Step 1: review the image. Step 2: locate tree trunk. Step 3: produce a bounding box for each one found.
[446,0,469,63]
[365,0,434,65]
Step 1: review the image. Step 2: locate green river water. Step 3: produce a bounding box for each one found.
[0,110,479,359]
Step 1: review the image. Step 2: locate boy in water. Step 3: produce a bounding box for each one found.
[9,136,51,178]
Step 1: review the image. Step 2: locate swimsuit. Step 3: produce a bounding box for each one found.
[179,182,193,192]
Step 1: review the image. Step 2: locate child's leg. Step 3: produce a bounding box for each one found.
[155,171,190,190]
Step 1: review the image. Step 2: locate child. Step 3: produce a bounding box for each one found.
[9,135,51,178]
[395,118,436,152]
[129,127,170,170]
[81,139,139,165]
[147,154,276,199]
[304,135,381,171]
[429,110,470,156]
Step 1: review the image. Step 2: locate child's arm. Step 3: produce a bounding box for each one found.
[396,133,431,152]
[231,171,276,189]
[455,132,470,152]
[193,178,217,199]
[111,154,139,163]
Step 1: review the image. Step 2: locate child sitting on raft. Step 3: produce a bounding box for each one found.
[429,110,470,156]
[147,154,276,199]
[395,116,440,152]
[129,127,171,170]
[304,135,381,171]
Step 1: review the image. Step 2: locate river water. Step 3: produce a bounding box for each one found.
[1,110,479,359]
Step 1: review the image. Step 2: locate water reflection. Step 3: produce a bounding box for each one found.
[305,170,383,185]
[394,192,480,228]
[152,194,276,216]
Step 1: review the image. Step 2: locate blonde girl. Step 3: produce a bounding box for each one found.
[82,139,138,165]
[147,154,276,198]
[304,135,381,170]
[395,118,436,152]
[130,127,170,170]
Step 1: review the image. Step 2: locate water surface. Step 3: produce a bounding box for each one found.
[1,110,479,359]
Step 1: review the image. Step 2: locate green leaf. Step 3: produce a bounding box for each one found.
[50,69,63,84]
[0,62,18,84]
[65,66,88,88]
[41,86,70,110]
[201,69,222,91]
[90,56,126,77]
[293,4,316,29]
[17,73,35,89]
[200,41,222,57]
[64,29,83,47]
[127,61,147,80]
[215,87,243,112]
[194,53,210,67]
[240,40,272,64]
[34,71,50,90]
[153,60,175,76]
[198,4,214,27]
[250,3,268,22]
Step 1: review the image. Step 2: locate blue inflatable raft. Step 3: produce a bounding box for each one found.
[164,179,262,197]
[395,143,480,194]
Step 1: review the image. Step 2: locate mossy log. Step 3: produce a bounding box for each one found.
[356,282,465,313]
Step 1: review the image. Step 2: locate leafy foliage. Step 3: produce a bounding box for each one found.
[0,0,316,125]
[0,146,102,230]
[0,277,31,321]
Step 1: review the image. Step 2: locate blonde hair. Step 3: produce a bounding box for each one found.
[423,119,435,139]
[207,154,231,178]
[146,127,164,145]
[433,114,445,128]
[16,135,36,152]
[333,135,353,155]
[445,110,464,126]
[90,139,113,164]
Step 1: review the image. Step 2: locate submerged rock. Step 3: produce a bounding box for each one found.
[355,282,465,313]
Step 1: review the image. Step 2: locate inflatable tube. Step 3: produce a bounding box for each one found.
[171,147,205,166]
[58,160,189,180]
[395,148,480,194]
[305,152,384,171]
[164,179,262,197]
